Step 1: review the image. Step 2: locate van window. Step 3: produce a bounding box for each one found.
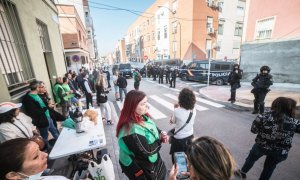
[214,64,221,70]
[189,62,197,69]
[199,63,208,70]
[119,64,131,69]
[221,64,230,70]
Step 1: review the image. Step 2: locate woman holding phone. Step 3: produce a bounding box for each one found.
[168,136,236,180]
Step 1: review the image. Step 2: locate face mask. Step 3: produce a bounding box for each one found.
[18,171,43,180]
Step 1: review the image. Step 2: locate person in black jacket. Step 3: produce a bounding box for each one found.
[158,67,164,84]
[82,73,93,109]
[117,73,128,102]
[228,64,243,103]
[251,66,273,114]
[165,66,171,84]
[37,81,65,129]
[22,81,59,146]
[170,68,177,88]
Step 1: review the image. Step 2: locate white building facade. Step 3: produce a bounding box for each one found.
[216,0,246,60]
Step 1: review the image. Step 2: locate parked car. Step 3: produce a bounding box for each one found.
[179,60,235,85]
[119,63,132,78]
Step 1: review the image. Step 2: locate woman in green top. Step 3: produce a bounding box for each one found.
[116,90,168,180]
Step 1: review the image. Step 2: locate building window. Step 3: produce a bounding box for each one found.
[36,20,52,52]
[172,0,178,13]
[173,42,177,52]
[172,21,177,34]
[234,22,243,36]
[152,31,155,40]
[218,19,225,35]
[236,6,244,16]
[157,29,160,40]
[205,39,212,50]
[78,30,81,41]
[207,17,213,29]
[164,26,167,39]
[0,1,35,96]
[255,17,275,40]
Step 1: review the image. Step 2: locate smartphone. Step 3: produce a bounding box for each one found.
[174,152,189,179]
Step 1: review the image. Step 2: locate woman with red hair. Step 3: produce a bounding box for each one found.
[116,90,168,180]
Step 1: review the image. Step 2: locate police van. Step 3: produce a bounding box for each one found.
[179,60,234,85]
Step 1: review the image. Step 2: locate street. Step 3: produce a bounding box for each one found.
[110,78,300,180]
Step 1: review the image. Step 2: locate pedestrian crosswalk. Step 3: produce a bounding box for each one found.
[114,92,224,120]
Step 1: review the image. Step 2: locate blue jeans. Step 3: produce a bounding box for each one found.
[119,87,127,101]
[39,117,59,142]
[241,143,288,180]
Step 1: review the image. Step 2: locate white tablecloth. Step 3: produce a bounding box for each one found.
[49,109,106,159]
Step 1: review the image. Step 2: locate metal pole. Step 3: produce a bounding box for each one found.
[207,49,211,87]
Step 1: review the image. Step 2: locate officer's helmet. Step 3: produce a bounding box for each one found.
[233,63,239,69]
[260,66,271,73]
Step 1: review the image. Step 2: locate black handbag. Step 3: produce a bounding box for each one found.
[168,111,193,144]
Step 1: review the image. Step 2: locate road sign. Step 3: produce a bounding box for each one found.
[143,55,148,60]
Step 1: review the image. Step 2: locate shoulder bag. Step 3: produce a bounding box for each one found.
[168,111,193,144]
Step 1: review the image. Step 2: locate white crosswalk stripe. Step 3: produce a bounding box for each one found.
[196,97,224,108]
[148,104,167,119]
[192,84,206,87]
[149,95,175,111]
[163,94,209,111]
[185,82,198,85]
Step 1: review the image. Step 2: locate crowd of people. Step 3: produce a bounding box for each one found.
[0,64,299,180]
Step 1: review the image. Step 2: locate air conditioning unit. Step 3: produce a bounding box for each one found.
[207,27,214,34]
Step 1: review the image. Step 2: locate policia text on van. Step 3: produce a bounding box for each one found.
[179,60,235,86]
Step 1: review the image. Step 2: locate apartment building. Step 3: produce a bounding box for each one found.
[0,0,66,102]
[241,0,300,83]
[56,4,89,73]
[83,0,98,62]
[115,39,126,63]
[124,0,220,64]
[216,0,246,60]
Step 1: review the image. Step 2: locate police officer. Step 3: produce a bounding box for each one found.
[165,66,171,84]
[170,68,177,88]
[251,66,273,114]
[228,64,243,103]
[158,66,164,84]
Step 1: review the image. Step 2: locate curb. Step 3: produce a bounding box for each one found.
[198,86,253,110]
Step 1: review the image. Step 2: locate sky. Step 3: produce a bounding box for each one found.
[89,0,156,57]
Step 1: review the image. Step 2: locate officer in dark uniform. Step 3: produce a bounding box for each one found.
[251,66,273,114]
[228,64,243,103]
[170,68,177,88]
[165,66,171,84]
[153,65,158,81]
[158,66,164,84]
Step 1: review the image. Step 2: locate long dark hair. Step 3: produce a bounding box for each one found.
[0,138,31,179]
[116,90,149,136]
[271,97,297,118]
[186,136,235,180]
[0,109,17,124]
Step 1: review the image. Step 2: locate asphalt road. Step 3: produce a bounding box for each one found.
[122,77,300,180]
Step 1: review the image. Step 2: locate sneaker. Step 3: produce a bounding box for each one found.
[228,98,232,101]
[252,111,259,114]
[234,169,246,178]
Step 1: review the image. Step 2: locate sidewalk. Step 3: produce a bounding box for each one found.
[199,82,300,116]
